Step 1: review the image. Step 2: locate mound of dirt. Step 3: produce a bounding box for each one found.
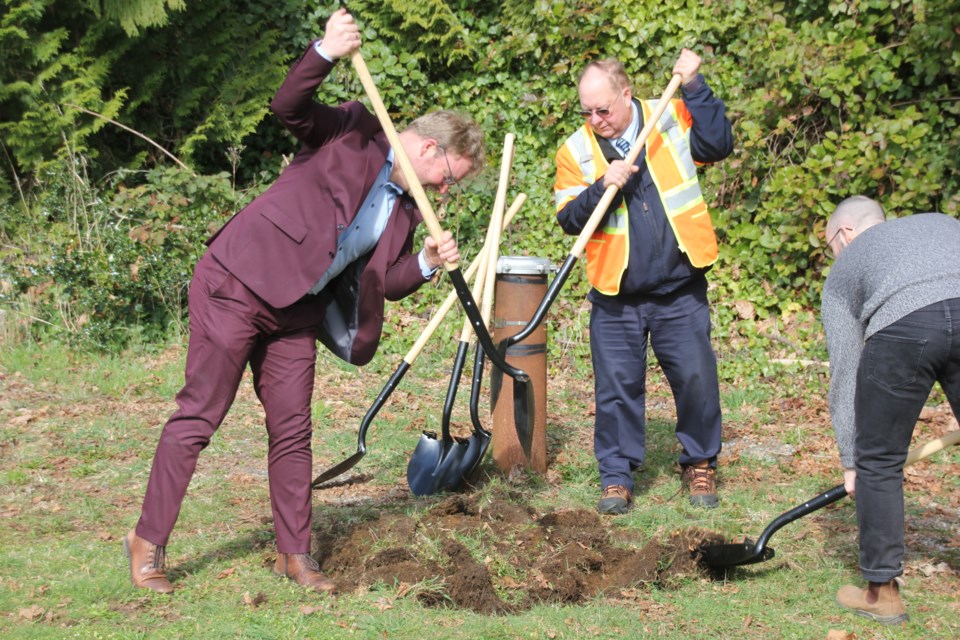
[315,490,725,614]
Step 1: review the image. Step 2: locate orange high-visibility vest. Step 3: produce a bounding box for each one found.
[554,99,718,295]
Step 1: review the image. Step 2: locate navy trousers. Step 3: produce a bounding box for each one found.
[137,252,326,553]
[589,278,722,492]
[854,298,960,582]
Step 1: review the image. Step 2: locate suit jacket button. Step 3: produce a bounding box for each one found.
[328,251,335,258]
[337,224,344,230]
[404,202,413,210]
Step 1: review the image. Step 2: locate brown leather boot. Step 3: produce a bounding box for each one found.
[274,553,336,593]
[123,529,173,593]
[682,460,719,508]
[836,580,908,624]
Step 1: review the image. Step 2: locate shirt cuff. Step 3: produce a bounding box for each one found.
[680,73,706,95]
[313,40,335,62]
[418,249,439,279]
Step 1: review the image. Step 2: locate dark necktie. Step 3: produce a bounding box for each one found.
[614,137,630,158]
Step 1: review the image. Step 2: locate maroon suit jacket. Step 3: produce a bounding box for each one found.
[207,43,427,365]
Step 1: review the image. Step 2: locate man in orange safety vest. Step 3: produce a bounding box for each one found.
[554,50,733,514]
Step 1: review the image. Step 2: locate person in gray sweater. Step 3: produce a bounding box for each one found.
[821,195,960,625]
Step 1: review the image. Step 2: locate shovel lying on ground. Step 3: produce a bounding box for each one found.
[349,50,537,457]
[311,193,524,488]
[407,190,524,496]
[698,428,960,569]
[490,74,685,445]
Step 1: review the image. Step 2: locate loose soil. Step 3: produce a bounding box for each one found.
[313,489,724,614]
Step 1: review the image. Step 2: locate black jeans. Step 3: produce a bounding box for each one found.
[854,298,960,582]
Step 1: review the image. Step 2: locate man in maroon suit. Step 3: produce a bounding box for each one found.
[123,8,483,594]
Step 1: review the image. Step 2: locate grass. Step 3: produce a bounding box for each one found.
[1,336,958,639]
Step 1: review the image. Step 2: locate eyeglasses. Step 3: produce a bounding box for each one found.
[437,145,462,217]
[578,105,613,118]
[438,144,458,186]
[826,226,845,256]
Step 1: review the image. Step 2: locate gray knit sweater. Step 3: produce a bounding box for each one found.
[821,213,960,467]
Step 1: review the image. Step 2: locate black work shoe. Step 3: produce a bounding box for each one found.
[681,461,719,508]
[597,485,632,515]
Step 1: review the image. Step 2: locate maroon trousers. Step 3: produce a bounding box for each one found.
[136,252,325,553]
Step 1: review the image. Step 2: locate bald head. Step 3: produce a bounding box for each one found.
[826,196,886,257]
[829,196,886,231]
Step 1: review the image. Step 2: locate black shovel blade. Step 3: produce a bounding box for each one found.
[488,343,536,458]
[428,437,472,492]
[312,362,411,489]
[407,434,473,496]
[698,484,849,569]
[514,380,535,458]
[311,450,365,488]
[698,540,776,569]
[447,267,535,443]
[447,428,491,489]
[406,431,446,496]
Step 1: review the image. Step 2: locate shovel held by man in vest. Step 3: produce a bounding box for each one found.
[490,73,692,428]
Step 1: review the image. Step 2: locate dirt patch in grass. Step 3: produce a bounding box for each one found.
[314,490,723,614]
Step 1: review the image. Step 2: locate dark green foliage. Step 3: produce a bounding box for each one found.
[1,0,958,357]
[1,166,253,348]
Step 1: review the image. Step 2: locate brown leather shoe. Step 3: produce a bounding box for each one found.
[274,553,336,593]
[681,460,719,508]
[836,580,908,624]
[123,529,173,593]
[597,484,632,515]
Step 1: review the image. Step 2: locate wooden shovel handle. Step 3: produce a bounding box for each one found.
[459,134,515,343]
[404,193,527,364]
[568,73,684,260]
[350,51,455,270]
[905,427,960,466]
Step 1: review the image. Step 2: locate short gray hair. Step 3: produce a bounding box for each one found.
[578,58,632,93]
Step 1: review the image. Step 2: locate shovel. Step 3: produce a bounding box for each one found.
[406,191,525,496]
[311,196,522,488]
[421,198,506,493]
[490,74,685,430]
[698,428,960,569]
[349,50,536,456]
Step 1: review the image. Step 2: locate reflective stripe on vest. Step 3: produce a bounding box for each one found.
[555,126,630,294]
[555,100,719,294]
[640,100,718,269]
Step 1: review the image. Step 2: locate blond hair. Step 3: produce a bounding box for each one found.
[405,110,485,174]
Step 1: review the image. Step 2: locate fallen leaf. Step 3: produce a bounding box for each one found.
[917,561,949,577]
[217,567,236,579]
[734,300,756,320]
[826,630,855,639]
[500,575,521,589]
[242,591,267,607]
[299,605,323,615]
[19,605,44,621]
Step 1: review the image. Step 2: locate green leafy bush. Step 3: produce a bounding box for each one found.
[1,166,253,348]
[1,0,958,360]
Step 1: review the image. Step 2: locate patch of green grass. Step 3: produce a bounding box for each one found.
[2,340,958,640]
